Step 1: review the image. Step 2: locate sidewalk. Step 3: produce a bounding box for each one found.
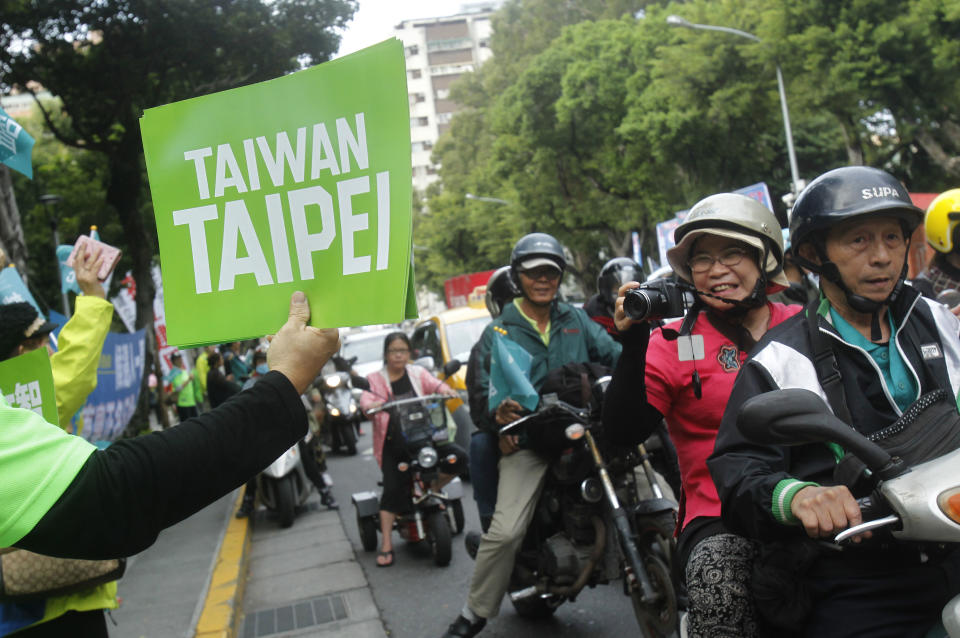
[234,494,387,638]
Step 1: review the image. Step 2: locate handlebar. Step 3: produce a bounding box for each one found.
[498,400,589,436]
[365,393,450,415]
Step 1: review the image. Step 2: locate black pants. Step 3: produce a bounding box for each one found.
[801,547,958,638]
[17,610,108,637]
[176,405,199,421]
[380,442,466,514]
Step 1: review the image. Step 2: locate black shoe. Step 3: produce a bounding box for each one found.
[235,500,254,518]
[464,530,481,560]
[320,488,339,510]
[442,615,486,638]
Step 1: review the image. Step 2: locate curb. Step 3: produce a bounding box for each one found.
[194,490,252,638]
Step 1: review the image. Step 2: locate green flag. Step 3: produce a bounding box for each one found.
[140,39,416,347]
[488,332,539,413]
[0,347,59,426]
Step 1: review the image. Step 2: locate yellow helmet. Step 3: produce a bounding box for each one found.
[925,189,960,253]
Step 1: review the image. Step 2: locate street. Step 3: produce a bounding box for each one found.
[325,423,644,638]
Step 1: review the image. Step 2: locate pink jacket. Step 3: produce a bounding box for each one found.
[360,364,452,467]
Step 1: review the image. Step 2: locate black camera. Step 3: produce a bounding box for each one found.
[623,279,687,322]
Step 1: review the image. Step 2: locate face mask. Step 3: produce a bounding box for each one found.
[256,363,269,375]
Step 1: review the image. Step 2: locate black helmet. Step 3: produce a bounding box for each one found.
[790,166,922,249]
[597,257,644,311]
[790,166,923,341]
[484,266,520,318]
[509,232,566,285]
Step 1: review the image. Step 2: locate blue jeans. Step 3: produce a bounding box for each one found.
[469,431,500,528]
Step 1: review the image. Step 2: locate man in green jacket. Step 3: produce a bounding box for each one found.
[0,244,116,637]
[443,233,621,638]
[169,352,199,422]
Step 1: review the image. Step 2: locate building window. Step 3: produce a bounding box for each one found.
[423,140,433,150]
[408,68,422,79]
[436,112,453,125]
[405,44,419,57]
[413,93,426,103]
[479,39,490,48]
[425,165,439,175]
[411,116,429,127]
[435,88,450,100]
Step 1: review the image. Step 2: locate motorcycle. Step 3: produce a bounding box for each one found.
[736,388,960,637]
[320,369,362,455]
[489,384,679,636]
[257,432,319,528]
[351,360,467,567]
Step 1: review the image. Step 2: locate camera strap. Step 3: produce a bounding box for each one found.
[805,297,854,425]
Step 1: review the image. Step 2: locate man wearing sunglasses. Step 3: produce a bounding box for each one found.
[443,232,621,637]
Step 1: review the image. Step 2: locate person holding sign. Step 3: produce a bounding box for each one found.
[0,294,338,567]
[0,245,117,636]
[443,233,620,638]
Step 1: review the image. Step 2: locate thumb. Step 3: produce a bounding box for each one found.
[287,291,310,327]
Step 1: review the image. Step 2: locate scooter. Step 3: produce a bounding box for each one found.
[491,384,679,636]
[737,387,960,637]
[321,370,361,455]
[257,432,318,528]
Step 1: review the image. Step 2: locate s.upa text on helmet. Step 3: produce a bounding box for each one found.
[140,39,416,346]
[861,186,903,200]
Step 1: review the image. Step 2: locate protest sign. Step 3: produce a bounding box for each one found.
[140,39,415,346]
[0,348,58,426]
[77,330,146,442]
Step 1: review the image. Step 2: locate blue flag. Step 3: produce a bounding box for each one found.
[56,244,82,294]
[0,106,34,179]
[0,265,44,317]
[488,331,539,413]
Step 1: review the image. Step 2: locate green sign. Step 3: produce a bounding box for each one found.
[0,347,59,426]
[140,39,416,347]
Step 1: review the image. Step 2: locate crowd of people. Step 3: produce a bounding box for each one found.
[2,167,960,638]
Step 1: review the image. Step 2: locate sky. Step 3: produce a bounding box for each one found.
[335,1,469,58]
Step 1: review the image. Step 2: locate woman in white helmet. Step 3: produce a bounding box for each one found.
[603,193,800,637]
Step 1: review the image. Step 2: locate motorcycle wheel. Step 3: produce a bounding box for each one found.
[276,474,297,528]
[629,553,677,637]
[426,511,452,567]
[358,512,378,552]
[342,423,357,456]
[447,499,465,536]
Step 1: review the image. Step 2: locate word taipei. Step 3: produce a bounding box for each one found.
[173,112,391,294]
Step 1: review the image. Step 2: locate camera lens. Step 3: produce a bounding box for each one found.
[623,289,655,321]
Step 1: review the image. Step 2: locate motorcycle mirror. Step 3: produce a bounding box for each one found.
[936,289,960,310]
[352,376,371,391]
[737,389,894,472]
[442,359,461,378]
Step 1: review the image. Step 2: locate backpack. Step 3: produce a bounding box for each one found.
[539,361,612,413]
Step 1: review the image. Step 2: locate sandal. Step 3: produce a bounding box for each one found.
[376,550,395,567]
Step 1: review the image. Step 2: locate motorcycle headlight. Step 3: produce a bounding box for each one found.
[329,407,341,417]
[417,447,438,469]
[939,487,960,525]
[564,423,585,441]
[324,375,341,388]
[349,404,357,414]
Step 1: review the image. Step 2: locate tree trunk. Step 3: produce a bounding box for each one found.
[0,165,29,275]
[915,129,960,179]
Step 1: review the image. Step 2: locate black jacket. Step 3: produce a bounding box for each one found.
[708,287,960,540]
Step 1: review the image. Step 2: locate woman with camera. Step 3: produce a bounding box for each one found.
[603,193,800,637]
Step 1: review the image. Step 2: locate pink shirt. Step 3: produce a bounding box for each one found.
[645,302,800,530]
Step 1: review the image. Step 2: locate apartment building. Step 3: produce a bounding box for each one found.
[395,2,499,194]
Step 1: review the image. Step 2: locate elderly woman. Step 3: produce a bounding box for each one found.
[360,332,464,567]
[603,193,801,637]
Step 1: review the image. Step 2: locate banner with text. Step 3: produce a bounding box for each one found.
[140,39,415,346]
[0,348,58,426]
[77,329,146,442]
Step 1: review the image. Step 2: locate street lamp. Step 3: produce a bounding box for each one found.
[666,15,804,197]
[465,192,512,206]
[39,193,70,318]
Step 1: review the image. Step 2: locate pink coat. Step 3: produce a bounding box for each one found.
[360,364,452,467]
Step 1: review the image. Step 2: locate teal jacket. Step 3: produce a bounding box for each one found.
[470,299,621,434]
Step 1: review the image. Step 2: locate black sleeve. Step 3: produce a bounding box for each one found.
[18,371,307,559]
[601,323,664,447]
[465,342,496,435]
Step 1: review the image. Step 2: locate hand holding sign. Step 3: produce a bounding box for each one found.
[71,242,108,299]
[268,291,341,394]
